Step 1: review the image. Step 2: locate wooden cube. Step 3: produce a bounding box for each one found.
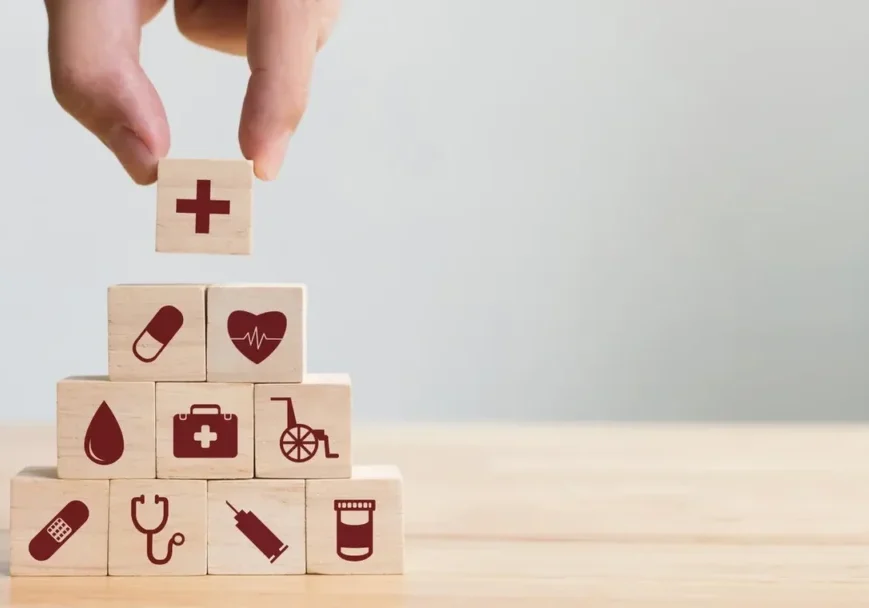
[156,158,253,255]
[109,479,206,576]
[254,374,352,479]
[57,376,155,479]
[108,284,206,381]
[207,480,306,574]
[206,284,306,383]
[305,465,404,574]
[10,467,109,576]
[156,382,253,479]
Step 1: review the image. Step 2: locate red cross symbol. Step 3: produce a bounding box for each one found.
[175,179,230,234]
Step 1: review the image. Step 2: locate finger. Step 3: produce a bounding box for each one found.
[45,0,170,185]
[174,0,248,56]
[240,0,337,180]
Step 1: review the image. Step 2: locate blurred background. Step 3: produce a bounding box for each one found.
[1,1,869,423]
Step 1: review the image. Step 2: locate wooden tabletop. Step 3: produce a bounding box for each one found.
[2,423,869,606]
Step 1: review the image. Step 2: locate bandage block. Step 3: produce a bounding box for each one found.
[206,284,306,383]
[109,479,207,576]
[10,467,109,576]
[155,382,254,479]
[57,376,155,479]
[207,480,306,575]
[108,284,207,381]
[155,158,253,255]
[306,465,404,574]
[254,374,352,479]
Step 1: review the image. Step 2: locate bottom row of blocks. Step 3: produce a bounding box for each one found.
[10,465,403,576]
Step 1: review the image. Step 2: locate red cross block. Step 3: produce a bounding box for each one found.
[175,179,231,234]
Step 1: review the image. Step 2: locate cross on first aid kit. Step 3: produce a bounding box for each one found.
[173,404,238,459]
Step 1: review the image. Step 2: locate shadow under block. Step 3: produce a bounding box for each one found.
[155,158,253,255]
[108,284,206,381]
[206,284,306,383]
[207,480,306,575]
[56,377,155,479]
[156,382,253,479]
[10,467,109,576]
[254,374,352,479]
[305,465,404,574]
[109,479,207,576]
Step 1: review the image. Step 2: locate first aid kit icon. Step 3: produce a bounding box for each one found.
[173,404,238,459]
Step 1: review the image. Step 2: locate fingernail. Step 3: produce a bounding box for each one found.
[256,131,292,181]
[107,125,157,185]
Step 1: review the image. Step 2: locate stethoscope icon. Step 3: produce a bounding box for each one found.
[130,494,185,565]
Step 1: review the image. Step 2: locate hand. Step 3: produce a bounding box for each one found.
[44,0,340,185]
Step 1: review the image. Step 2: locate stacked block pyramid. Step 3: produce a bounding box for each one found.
[8,159,405,576]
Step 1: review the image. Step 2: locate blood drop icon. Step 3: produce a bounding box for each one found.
[83,401,125,465]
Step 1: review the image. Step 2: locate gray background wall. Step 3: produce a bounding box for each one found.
[1,1,868,423]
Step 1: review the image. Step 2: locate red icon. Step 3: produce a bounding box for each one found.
[29,500,89,561]
[227,310,286,364]
[130,494,185,565]
[133,305,183,363]
[272,397,339,463]
[173,404,238,459]
[175,179,230,234]
[334,500,376,562]
[83,401,124,466]
[226,501,287,563]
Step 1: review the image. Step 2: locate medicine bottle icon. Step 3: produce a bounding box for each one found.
[334,500,376,562]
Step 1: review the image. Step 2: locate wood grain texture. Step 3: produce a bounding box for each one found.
[207,480,305,575]
[156,383,253,480]
[206,284,306,383]
[306,465,403,574]
[254,375,351,479]
[109,479,206,576]
[155,159,253,255]
[9,467,109,576]
[108,284,206,381]
[5,424,869,604]
[56,377,155,480]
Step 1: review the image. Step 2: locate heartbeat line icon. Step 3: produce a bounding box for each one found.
[227,310,288,364]
[231,328,282,350]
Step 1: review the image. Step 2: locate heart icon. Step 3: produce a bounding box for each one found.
[227,310,287,364]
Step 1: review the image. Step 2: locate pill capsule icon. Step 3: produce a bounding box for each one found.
[132,305,184,363]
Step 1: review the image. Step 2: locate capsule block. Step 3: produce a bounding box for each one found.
[10,467,110,576]
[108,284,207,381]
[207,480,306,574]
[305,465,404,574]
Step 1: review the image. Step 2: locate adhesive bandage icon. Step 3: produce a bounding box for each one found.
[132,305,184,363]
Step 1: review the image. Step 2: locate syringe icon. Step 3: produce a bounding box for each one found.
[226,501,288,563]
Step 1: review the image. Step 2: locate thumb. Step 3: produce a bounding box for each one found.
[239,0,325,181]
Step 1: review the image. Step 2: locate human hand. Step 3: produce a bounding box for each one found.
[44,0,340,185]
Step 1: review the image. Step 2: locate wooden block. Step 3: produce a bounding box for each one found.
[108,479,206,576]
[206,284,306,383]
[207,480,306,574]
[108,284,206,381]
[155,158,253,255]
[254,374,352,479]
[156,382,253,479]
[10,467,109,576]
[305,465,404,574]
[56,376,155,479]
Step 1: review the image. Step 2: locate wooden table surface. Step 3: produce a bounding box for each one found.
[1,423,869,606]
